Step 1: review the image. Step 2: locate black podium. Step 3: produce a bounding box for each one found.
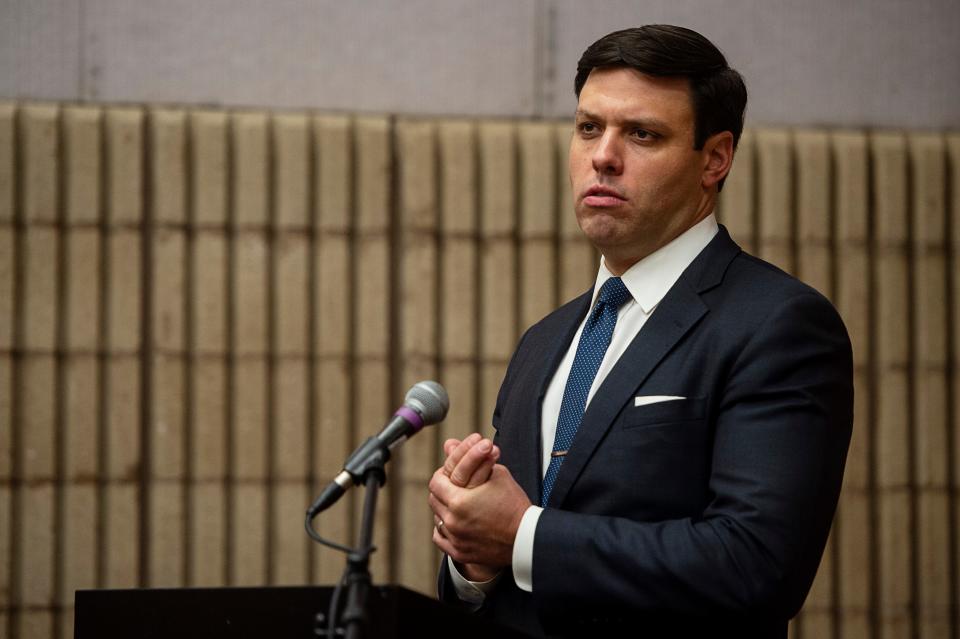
[74,584,532,638]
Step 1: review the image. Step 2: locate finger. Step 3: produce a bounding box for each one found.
[464,449,499,488]
[450,438,494,487]
[443,433,483,476]
[429,467,453,505]
[442,438,462,458]
[432,527,457,558]
[428,491,452,523]
[433,515,448,539]
[444,433,482,470]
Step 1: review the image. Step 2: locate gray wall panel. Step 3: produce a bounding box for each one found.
[80,0,538,115]
[548,0,960,128]
[1,1,957,137]
[0,0,81,101]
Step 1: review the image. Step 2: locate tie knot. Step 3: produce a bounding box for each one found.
[596,277,631,310]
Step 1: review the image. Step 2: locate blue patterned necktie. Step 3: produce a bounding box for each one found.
[541,277,632,506]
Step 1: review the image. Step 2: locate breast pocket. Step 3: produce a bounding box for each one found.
[622,396,707,430]
[605,395,712,516]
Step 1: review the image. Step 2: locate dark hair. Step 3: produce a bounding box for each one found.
[575,25,747,159]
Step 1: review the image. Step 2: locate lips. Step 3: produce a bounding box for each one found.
[582,185,627,208]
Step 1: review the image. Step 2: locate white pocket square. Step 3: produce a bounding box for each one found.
[634,395,685,407]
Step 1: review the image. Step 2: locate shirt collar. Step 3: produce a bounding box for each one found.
[591,214,720,314]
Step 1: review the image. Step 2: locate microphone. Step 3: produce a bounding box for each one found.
[307,380,449,518]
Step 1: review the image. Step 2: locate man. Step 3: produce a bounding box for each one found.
[428,25,852,638]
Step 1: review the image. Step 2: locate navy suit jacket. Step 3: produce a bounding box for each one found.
[439,226,853,638]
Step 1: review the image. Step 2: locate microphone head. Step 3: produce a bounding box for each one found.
[405,381,449,425]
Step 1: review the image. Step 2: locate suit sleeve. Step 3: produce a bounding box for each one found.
[531,291,853,621]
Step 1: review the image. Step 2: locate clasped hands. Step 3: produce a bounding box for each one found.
[428,433,531,582]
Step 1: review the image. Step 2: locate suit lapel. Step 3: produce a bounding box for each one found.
[544,226,741,508]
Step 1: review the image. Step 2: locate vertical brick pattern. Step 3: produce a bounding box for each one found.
[518,122,557,329]
[395,120,439,594]
[0,103,13,225]
[229,111,270,587]
[479,122,517,443]
[949,134,960,639]
[103,107,142,592]
[187,111,228,587]
[0,106,12,634]
[439,121,480,441]
[794,130,834,639]
[147,109,188,589]
[270,113,311,586]
[555,123,596,303]
[833,131,872,639]
[3,103,960,639]
[353,116,393,582]
[59,106,102,637]
[909,133,951,638]
[719,129,757,253]
[313,115,353,584]
[756,128,795,274]
[15,105,60,639]
[872,133,913,639]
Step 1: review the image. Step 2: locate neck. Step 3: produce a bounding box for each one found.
[603,201,716,276]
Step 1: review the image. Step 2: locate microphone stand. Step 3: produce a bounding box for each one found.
[325,444,387,639]
[308,382,449,638]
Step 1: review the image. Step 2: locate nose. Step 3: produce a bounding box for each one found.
[591,131,624,175]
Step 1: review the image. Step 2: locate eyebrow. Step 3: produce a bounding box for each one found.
[575,109,672,133]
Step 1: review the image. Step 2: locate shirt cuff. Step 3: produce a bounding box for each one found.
[446,555,501,609]
[511,505,543,593]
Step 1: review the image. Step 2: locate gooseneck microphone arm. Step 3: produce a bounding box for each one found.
[306,405,427,519]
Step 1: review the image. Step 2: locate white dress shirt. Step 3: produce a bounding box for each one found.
[449,214,719,603]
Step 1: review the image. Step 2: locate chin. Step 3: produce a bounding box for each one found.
[577,213,625,246]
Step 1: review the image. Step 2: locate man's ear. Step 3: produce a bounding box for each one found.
[701,131,735,190]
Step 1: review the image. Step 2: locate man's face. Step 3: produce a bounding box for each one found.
[569,67,717,274]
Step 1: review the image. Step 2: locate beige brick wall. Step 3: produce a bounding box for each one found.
[1,100,958,639]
